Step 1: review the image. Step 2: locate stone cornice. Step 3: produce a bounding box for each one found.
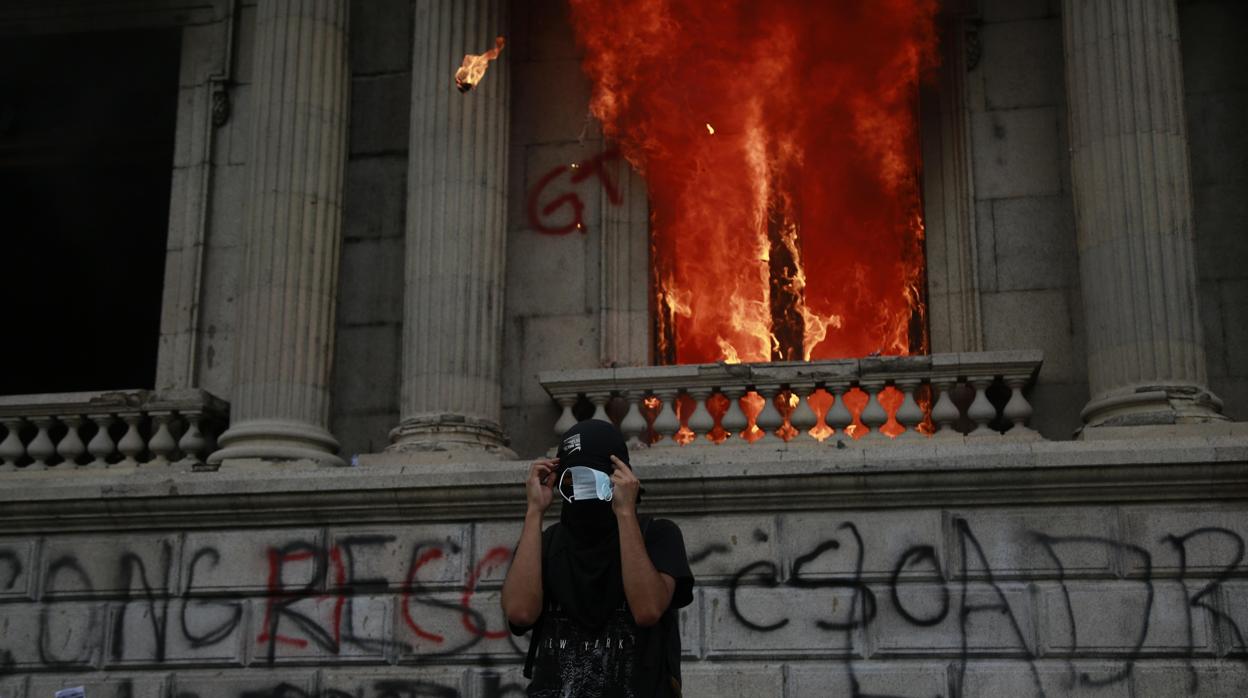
[3,433,1247,533]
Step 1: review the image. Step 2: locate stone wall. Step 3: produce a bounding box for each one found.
[2,438,1247,697]
[966,0,1086,441]
[1182,0,1248,422]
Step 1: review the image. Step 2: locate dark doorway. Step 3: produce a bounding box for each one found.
[0,27,181,395]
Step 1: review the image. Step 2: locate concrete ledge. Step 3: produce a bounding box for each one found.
[2,434,1247,533]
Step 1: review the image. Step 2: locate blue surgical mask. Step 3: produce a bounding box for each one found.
[559,466,614,503]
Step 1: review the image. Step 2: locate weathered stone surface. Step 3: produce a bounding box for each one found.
[703,586,860,658]
[981,17,1062,109]
[961,661,1131,697]
[1,602,106,670]
[779,511,945,582]
[170,671,316,697]
[0,538,35,600]
[28,675,166,698]
[42,534,180,598]
[393,590,520,661]
[182,529,324,595]
[871,582,1035,657]
[945,508,1118,580]
[328,525,470,592]
[787,661,948,698]
[666,514,780,583]
[972,107,1063,199]
[679,663,783,698]
[107,599,246,667]
[248,595,391,665]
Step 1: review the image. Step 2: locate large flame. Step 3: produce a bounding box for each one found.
[569,0,937,363]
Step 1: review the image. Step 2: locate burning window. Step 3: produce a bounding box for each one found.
[569,0,938,366]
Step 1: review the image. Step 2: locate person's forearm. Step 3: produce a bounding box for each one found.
[617,511,674,626]
[500,507,545,626]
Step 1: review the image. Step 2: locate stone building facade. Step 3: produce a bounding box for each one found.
[1,0,1247,696]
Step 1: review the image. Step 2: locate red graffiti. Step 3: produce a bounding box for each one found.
[460,546,513,640]
[401,547,447,643]
[526,148,624,235]
[256,548,317,649]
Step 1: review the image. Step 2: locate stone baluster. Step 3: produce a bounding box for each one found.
[650,390,681,446]
[859,381,889,441]
[966,378,997,437]
[930,379,961,438]
[894,379,926,440]
[178,412,209,468]
[27,418,55,470]
[1063,0,1223,427]
[55,416,86,467]
[149,412,178,466]
[789,384,819,442]
[117,413,145,467]
[87,414,116,468]
[619,391,648,449]
[686,388,715,444]
[826,384,853,441]
[553,395,578,436]
[721,388,748,443]
[391,0,514,457]
[1003,374,1039,439]
[0,418,24,470]
[588,392,612,423]
[210,0,351,467]
[753,386,784,444]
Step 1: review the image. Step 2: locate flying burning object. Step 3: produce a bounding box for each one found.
[455,36,505,92]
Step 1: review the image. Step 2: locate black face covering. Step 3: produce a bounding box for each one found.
[548,478,622,629]
[547,420,633,629]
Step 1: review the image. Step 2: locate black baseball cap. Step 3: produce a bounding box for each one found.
[555,419,630,473]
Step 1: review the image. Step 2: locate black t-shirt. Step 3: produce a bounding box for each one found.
[516,517,694,697]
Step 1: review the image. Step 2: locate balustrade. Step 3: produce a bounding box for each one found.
[0,389,229,472]
[539,352,1042,447]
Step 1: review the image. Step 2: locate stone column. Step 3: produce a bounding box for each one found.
[210,0,350,466]
[1062,0,1223,427]
[387,0,514,456]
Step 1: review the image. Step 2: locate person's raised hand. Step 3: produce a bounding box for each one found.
[609,455,640,516]
[526,458,558,514]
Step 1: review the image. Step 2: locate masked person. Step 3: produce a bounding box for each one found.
[501,420,694,697]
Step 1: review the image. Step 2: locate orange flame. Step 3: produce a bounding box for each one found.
[455,36,505,93]
[569,1,937,363]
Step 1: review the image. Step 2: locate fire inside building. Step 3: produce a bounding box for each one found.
[1,0,1247,696]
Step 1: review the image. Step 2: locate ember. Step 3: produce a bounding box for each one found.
[454,36,505,93]
[568,1,937,364]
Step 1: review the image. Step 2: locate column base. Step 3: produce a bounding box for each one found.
[1080,383,1226,428]
[209,419,346,467]
[386,414,516,461]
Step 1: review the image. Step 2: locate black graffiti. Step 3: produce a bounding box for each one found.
[182,546,244,647]
[723,520,1248,698]
[687,542,730,564]
[38,555,101,667]
[889,545,947,627]
[111,542,174,663]
[956,518,1043,697]
[0,547,21,590]
[1164,526,1248,693]
[1031,532,1154,689]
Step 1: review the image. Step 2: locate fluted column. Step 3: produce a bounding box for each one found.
[210,0,350,466]
[1062,0,1223,427]
[388,0,513,456]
